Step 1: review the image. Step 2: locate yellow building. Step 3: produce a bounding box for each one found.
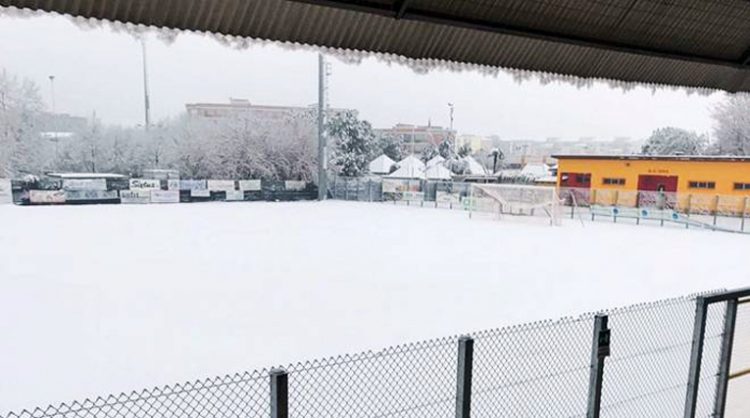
[553,155,750,214]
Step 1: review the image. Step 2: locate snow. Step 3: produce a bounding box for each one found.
[426,155,445,168]
[462,156,487,175]
[424,164,453,180]
[367,154,395,175]
[46,172,128,179]
[520,163,551,179]
[0,201,748,415]
[388,155,425,179]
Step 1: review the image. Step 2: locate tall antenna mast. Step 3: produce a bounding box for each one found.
[141,38,151,130]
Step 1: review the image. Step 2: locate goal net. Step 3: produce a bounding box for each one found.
[467,184,562,225]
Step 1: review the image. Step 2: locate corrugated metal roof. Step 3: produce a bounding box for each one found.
[3,0,750,92]
[552,155,750,162]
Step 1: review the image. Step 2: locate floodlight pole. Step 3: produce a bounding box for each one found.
[141,38,151,131]
[317,53,327,201]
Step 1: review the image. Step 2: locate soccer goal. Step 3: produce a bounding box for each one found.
[467,184,562,225]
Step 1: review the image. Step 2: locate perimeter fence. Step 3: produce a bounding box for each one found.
[4,288,749,418]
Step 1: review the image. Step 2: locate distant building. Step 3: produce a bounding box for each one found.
[38,112,88,142]
[185,98,349,123]
[375,123,455,154]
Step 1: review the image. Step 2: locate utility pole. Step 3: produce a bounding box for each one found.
[448,102,455,131]
[49,75,59,161]
[141,39,151,131]
[317,53,327,201]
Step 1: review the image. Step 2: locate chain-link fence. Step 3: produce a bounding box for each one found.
[329,179,750,232]
[4,290,748,418]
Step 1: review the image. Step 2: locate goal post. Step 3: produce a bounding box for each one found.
[468,184,562,225]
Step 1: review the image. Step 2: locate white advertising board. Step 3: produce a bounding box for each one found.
[207,180,236,191]
[402,191,425,201]
[436,191,460,204]
[284,180,306,191]
[382,179,420,194]
[29,190,66,204]
[190,189,210,198]
[167,179,181,190]
[119,189,151,204]
[65,190,118,201]
[238,180,261,191]
[129,179,161,190]
[180,180,207,191]
[0,179,12,204]
[150,190,180,204]
[225,190,245,201]
[62,179,107,191]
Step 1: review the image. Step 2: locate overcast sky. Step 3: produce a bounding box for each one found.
[0,11,728,141]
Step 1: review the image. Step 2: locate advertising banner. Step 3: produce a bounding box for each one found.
[0,179,12,204]
[207,180,236,191]
[167,179,180,190]
[238,180,261,191]
[119,189,151,204]
[382,179,420,194]
[29,190,66,204]
[150,190,180,204]
[180,180,207,191]
[436,191,460,204]
[62,179,107,191]
[225,190,245,201]
[284,180,306,191]
[190,189,210,198]
[129,179,161,190]
[65,190,118,201]
[402,191,425,201]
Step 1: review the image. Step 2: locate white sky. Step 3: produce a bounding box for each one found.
[0,10,728,141]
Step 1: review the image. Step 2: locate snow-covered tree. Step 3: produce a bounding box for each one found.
[420,144,438,162]
[438,138,457,160]
[328,110,376,177]
[0,70,47,176]
[377,133,405,162]
[710,94,750,155]
[641,127,707,156]
[457,144,472,158]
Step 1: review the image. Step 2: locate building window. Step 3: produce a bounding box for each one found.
[689,181,716,189]
[575,174,591,184]
[735,183,750,190]
[602,178,626,186]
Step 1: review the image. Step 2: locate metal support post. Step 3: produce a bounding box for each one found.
[713,195,720,226]
[587,315,610,418]
[741,197,748,232]
[316,54,327,201]
[456,336,474,418]
[270,368,288,418]
[713,299,738,418]
[684,296,708,418]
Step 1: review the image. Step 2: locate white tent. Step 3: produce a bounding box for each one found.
[426,155,445,168]
[462,156,487,175]
[425,164,453,180]
[521,163,551,179]
[368,154,396,174]
[398,155,426,171]
[387,164,425,179]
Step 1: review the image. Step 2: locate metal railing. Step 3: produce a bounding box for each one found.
[3,288,748,418]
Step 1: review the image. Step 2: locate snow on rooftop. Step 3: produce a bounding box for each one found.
[425,164,452,180]
[46,172,127,179]
[368,154,396,175]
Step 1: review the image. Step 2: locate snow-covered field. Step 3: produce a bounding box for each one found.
[0,201,748,415]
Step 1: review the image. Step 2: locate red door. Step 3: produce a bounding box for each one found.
[637,175,678,192]
[560,172,591,188]
[560,172,591,205]
[637,175,678,209]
